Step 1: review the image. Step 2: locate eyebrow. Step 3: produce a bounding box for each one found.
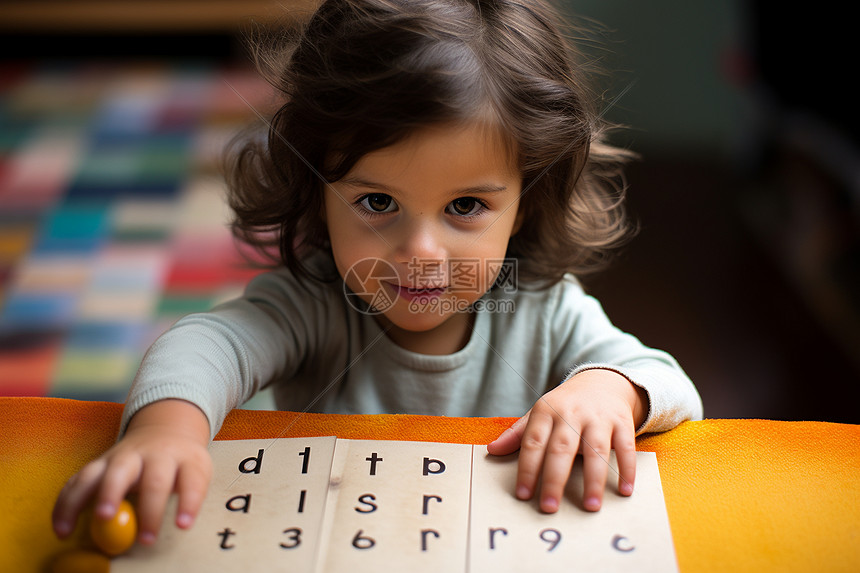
[340,177,508,196]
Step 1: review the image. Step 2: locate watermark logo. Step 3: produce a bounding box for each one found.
[404,257,518,294]
[342,257,400,315]
[343,257,518,316]
[406,294,516,315]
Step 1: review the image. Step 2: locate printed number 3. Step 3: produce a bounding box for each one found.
[280,528,302,549]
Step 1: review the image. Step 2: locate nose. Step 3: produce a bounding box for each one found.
[391,216,447,269]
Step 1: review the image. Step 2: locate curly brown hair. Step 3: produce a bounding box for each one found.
[225,0,635,287]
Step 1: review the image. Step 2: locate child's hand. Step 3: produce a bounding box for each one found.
[52,399,212,546]
[487,369,648,513]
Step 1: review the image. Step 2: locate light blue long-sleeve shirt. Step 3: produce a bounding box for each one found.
[122,255,703,441]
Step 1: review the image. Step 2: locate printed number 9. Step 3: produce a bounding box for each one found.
[539,528,561,552]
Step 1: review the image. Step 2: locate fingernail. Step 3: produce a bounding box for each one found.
[541,496,559,512]
[516,485,531,500]
[620,482,634,496]
[177,513,194,529]
[96,503,115,519]
[584,496,601,511]
[54,520,71,537]
[140,531,157,545]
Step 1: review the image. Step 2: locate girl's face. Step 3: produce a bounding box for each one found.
[324,122,523,354]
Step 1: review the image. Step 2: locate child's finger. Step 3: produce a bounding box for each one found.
[536,424,581,513]
[612,424,637,497]
[135,460,179,544]
[579,426,612,512]
[52,459,107,538]
[513,411,553,502]
[174,460,212,530]
[486,414,529,456]
[95,454,144,521]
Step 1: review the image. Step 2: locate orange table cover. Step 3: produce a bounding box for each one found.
[1,396,858,573]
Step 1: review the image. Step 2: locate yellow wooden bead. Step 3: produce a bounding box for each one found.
[50,549,110,573]
[89,499,137,556]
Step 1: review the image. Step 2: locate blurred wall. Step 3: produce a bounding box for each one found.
[559,1,859,423]
[563,0,747,157]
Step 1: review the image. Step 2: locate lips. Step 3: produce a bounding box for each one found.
[385,283,446,301]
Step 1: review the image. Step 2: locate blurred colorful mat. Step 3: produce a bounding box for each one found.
[0,61,273,402]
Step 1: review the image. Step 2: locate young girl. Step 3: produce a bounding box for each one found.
[53,0,702,546]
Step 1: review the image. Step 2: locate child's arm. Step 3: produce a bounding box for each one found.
[487,368,648,513]
[52,399,212,546]
[52,266,331,544]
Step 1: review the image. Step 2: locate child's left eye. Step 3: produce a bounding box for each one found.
[447,197,486,218]
[357,193,397,213]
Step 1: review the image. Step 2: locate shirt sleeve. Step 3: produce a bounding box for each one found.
[120,268,335,441]
[549,277,704,435]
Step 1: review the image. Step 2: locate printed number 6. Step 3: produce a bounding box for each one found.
[352,529,376,550]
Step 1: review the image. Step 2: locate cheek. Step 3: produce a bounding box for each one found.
[461,219,519,295]
[329,239,361,288]
[327,228,389,300]
[470,215,519,260]
[323,199,361,265]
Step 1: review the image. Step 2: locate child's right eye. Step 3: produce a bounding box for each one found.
[358,193,396,214]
